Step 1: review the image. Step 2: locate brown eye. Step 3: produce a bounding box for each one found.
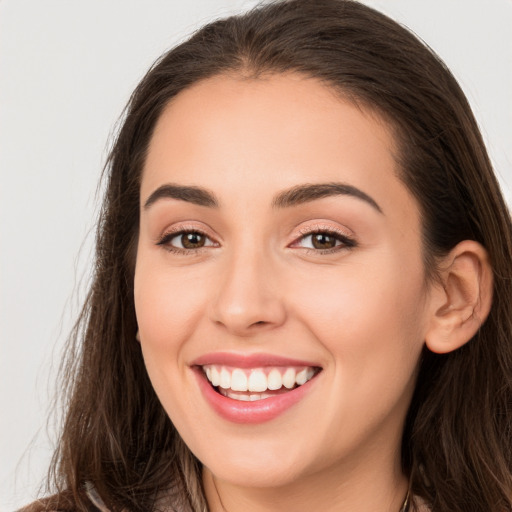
[181,232,206,249]
[311,233,338,250]
[293,230,356,253]
[157,230,217,252]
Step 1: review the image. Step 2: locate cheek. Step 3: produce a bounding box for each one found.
[290,250,427,374]
[133,258,211,420]
[134,259,210,349]
[285,253,427,449]
[133,257,215,415]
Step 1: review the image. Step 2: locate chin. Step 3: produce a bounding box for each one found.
[204,458,307,489]
[194,432,326,489]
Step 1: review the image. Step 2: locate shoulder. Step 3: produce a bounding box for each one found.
[16,487,104,512]
[16,497,73,512]
[412,495,432,512]
[16,500,51,512]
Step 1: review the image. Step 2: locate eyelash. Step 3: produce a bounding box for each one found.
[156,227,217,256]
[293,227,357,254]
[156,226,357,256]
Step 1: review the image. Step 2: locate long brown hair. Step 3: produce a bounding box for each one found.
[38,1,512,510]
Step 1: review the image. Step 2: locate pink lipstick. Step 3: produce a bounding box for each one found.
[191,352,321,424]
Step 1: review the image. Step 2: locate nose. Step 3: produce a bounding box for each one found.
[209,248,287,337]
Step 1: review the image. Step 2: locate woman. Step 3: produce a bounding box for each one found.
[22,0,512,511]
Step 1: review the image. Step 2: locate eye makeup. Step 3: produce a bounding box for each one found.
[155,222,357,257]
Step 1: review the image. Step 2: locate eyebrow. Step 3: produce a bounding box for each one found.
[144,184,219,209]
[143,182,382,214]
[271,182,382,213]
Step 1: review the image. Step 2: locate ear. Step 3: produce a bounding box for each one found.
[425,240,493,354]
[135,330,141,342]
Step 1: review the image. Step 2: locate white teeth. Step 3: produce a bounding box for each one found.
[219,368,231,389]
[282,368,296,389]
[231,369,248,391]
[202,364,318,398]
[267,369,282,390]
[295,368,308,385]
[219,388,274,401]
[248,370,267,392]
[210,367,220,386]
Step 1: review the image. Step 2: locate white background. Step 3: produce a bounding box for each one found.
[1,1,511,510]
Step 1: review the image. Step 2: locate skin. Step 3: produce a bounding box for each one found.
[134,73,442,511]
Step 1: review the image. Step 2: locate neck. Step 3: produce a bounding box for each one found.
[203,448,409,512]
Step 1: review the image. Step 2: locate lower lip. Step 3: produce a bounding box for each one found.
[193,367,318,424]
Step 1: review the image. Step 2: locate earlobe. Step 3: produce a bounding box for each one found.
[136,330,141,342]
[424,240,493,354]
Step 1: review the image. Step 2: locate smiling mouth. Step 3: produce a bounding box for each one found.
[200,365,322,401]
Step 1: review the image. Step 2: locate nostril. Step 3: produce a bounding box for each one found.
[249,320,272,330]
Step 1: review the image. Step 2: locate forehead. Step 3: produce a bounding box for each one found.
[141,73,417,224]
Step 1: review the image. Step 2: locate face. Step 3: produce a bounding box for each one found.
[134,74,432,489]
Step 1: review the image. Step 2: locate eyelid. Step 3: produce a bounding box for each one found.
[296,223,353,237]
[155,221,218,242]
[289,222,357,253]
[155,222,220,254]
[292,221,354,241]
[154,221,356,255]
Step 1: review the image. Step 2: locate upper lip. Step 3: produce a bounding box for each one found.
[191,352,321,369]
